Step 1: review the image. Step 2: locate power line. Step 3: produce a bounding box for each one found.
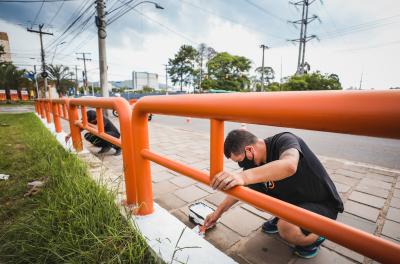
[44,0,94,50]
[178,0,285,43]
[242,0,287,23]
[318,15,400,40]
[131,9,199,45]
[47,0,67,26]
[335,39,400,53]
[0,0,75,2]
[31,0,45,27]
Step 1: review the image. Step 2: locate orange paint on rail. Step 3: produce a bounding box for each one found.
[132,90,400,264]
[68,97,136,204]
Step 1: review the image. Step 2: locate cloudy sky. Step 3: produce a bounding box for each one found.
[0,0,399,89]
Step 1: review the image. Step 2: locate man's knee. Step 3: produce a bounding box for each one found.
[277,219,300,241]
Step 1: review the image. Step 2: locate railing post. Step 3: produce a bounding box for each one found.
[81,106,87,126]
[57,103,62,120]
[96,108,104,133]
[52,101,62,133]
[132,110,153,215]
[40,101,45,119]
[45,101,51,124]
[62,103,68,120]
[210,119,224,181]
[68,104,83,151]
[114,100,137,205]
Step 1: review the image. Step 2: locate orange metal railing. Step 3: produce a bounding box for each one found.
[51,98,70,133]
[67,97,137,203]
[131,90,400,264]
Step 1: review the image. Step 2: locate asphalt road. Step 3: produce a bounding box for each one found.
[150,115,400,170]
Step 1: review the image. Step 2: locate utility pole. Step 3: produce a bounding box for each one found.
[95,0,109,99]
[76,52,91,95]
[27,24,53,98]
[75,65,79,95]
[33,65,39,98]
[359,71,363,90]
[289,0,319,75]
[260,44,269,91]
[163,64,168,95]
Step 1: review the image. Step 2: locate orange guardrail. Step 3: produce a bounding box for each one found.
[68,97,136,204]
[131,90,400,264]
[35,99,48,121]
[51,98,70,133]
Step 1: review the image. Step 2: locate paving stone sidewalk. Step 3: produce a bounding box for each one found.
[58,117,400,264]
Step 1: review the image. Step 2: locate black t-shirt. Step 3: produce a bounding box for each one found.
[104,118,120,138]
[247,132,344,213]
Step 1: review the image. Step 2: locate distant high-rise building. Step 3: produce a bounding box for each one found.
[132,71,159,90]
[0,32,12,63]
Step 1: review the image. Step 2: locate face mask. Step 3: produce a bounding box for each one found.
[238,149,256,170]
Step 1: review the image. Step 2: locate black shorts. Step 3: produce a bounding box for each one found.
[296,202,338,235]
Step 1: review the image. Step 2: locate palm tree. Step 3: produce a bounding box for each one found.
[0,63,27,101]
[46,64,70,96]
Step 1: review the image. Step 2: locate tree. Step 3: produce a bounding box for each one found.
[46,64,71,96]
[0,62,30,100]
[168,45,198,91]
[195,43,216,92]
[255,66,275,84]
[251,66,275,91]
[276,71,342,91]
[204,52,252,91]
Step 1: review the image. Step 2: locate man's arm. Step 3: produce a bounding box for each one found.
[211,148,300,190]
[204,196,238,228]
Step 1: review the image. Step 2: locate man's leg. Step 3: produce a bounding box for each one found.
[277,219,319,246]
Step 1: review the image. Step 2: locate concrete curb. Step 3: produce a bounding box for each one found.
[35,113,237,264]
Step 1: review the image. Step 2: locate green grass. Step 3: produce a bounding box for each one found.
[0,113,157,263]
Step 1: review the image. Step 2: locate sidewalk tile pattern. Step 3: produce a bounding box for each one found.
[58,118,400,264]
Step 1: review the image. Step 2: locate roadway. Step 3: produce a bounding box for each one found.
[150,115,400,170]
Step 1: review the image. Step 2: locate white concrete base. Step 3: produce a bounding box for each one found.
[35,113,236,264]
[134,203,236,264]
[35,113,89,154]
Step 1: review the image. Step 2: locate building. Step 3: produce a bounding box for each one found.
[0,32,12,63]
[110,80,133,89]
[132,71,159,90]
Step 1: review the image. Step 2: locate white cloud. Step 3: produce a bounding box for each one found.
[1,0,400,89]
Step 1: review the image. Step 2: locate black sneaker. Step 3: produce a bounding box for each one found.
[98,146,111,154]
[114,148,121,156]
[293,237,325,259]
[262,217,279,234]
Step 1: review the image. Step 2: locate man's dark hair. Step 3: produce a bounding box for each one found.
[87,110,96,123]
[224,129,257,159]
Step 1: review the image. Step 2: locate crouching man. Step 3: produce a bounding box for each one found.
[204,129,343,258]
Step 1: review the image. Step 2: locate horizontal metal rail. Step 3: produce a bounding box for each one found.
[68,97,136,203]
[132,90,400,264]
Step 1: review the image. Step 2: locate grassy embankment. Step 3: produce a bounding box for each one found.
[0,113,156,263]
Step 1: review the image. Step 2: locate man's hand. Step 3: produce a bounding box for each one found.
[211,171,245,191]
[204,211,221,229]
